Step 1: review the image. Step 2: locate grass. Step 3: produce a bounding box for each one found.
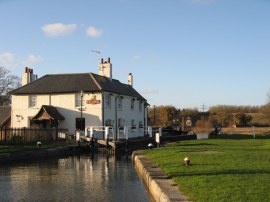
[144,134,270,202]
[0,142,70,154]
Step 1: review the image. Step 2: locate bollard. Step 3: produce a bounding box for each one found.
[148,143,154,149]
[36,141,42,148]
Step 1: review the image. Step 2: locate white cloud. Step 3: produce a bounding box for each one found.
[140,88,159,95]
[132,55,140,61]
[0,52,17,68]
[86,26,103,38]
[22,54,43,66]
[191,0,216,5]
[41,23,77,37]
[0,52,43,69]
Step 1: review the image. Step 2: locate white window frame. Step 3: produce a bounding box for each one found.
[118,97,123,110]
[131,98,135,110]
[118,118,123,128]
[131,119,136,129]
[105,95,111,108]
[29,95,37,108]
[75,93,85,107]
[139,121,143,128]
[105,119,112,126]
[139,102,143,112]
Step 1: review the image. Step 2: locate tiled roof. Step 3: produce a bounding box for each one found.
[10,73,146,101]
[32,105,65,120]
[0,106,11,126]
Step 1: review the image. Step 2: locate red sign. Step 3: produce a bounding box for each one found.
[186,117,192,127]
[87,99,101,105]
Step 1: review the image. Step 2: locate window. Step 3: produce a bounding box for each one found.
[29,95,37,108]
[75,93,85,107]
[118,97,123,110]
[131,119,136,129]
[105,119,112,126]
[105,95,111,108]
[118,118,123,128]
[139,121,143,128]
[139,102,143,112]
[131,98,135,110]
[76,118,85,130]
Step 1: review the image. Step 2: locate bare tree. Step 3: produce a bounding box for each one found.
[267,88,270,104]
[0,66,21,105]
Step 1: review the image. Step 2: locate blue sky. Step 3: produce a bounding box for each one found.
[1,0,270,110]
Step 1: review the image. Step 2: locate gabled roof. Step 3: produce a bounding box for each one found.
[0,106,11,126]
[32,105,65,121]
[10,73,146,101]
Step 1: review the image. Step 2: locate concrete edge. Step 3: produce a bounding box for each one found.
[132,150,191,202]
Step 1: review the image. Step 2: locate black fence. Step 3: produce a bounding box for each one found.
[0,128,69,144]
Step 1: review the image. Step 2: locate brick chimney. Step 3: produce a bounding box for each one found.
[22,67,38,86]
[98,57,112,80]
[128,73,133,87]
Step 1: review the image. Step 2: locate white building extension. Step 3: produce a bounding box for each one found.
[10,58,148,138]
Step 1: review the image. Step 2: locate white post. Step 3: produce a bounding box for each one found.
[90,127,94,138]
[155,133,160,148]
[148,126,152,137]
[124,126,129,140]
[252,126,256,139]
[85,127,88,137]
[105,127,109,140]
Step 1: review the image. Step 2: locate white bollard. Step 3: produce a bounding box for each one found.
[105,127,109,140]
[148,127,152,137]
[90,127,94,138]
[124,126,129,140]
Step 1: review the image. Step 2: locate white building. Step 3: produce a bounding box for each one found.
[10,58,148,138]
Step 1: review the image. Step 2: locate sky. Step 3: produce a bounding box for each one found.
[1,0,270,110]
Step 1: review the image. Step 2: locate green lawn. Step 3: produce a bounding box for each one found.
[144,135,270,202]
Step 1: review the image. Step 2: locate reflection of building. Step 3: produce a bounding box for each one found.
[10,58,148,136]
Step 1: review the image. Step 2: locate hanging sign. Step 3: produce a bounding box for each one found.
[186,117,192,127]
[86,95,101,105]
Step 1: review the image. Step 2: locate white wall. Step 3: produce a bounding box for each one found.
[11,92,147,137]
[103,92,147,138]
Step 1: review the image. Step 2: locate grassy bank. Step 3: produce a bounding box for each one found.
[144,135,270,202]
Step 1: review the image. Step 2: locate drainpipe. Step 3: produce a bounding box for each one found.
[101,92,104,127]
[115,95,119,140]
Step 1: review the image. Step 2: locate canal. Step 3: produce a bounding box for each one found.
[0,154,152,202]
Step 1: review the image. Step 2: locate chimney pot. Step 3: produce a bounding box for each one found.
[108,57,110,63]
[101,58,104,64]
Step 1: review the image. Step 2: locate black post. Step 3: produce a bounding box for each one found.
[153,105,156,126]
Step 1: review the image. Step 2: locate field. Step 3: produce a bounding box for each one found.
[144,134,270,202]
[221,127,270,135]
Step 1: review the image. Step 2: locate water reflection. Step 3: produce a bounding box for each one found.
[0,154,151,202]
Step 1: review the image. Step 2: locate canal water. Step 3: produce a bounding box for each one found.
[0,154,152,202]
